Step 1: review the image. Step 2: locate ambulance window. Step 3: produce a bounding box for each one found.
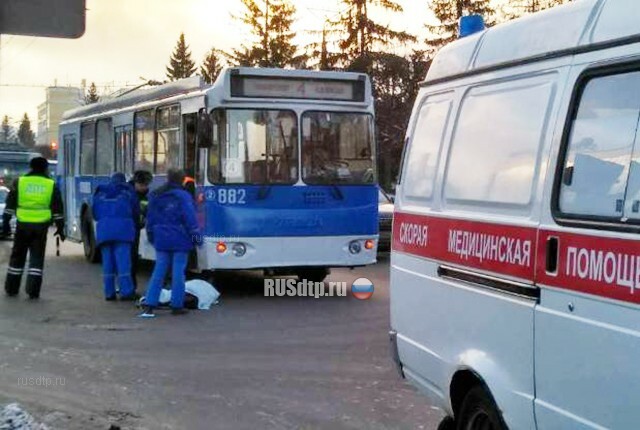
[403,95,451,201]
[445,77,553,207]
[558,71,640,219]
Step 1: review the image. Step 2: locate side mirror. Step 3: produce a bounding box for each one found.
[197,109,212,148]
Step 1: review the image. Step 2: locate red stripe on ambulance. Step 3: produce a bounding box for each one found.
[393,212,537,281]
[393,213,640,305]
[537,230,640,305]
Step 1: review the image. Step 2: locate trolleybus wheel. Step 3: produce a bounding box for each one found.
[456,386,506,430]
[297,268,329,283]
[82,213,100,264]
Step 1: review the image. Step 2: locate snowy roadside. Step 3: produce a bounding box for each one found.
[0,403,49,430]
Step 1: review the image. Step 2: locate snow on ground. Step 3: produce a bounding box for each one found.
[0,404,49,430]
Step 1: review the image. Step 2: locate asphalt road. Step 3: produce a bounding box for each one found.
[0,235,441,430]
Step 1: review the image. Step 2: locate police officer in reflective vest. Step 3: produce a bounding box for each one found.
[2,157,64,299]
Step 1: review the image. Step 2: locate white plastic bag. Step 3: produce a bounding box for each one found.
[159,289,172,305]
[137,281,220,310]
[185,279,220,310]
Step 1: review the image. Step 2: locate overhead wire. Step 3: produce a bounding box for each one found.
[0,38,38,72]
[0,82,140,89]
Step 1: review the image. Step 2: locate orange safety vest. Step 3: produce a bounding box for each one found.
[183,176,195,186]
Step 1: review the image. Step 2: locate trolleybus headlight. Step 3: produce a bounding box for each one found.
[364,239,375,250]
[216,242,227,253]
[349,241,362,254]
[232,243,247,257]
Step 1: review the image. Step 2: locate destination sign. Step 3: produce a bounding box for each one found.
[230,76,365,102]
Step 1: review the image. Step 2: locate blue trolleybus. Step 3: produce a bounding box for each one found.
[58,68,378,281]
[0,149,43,185]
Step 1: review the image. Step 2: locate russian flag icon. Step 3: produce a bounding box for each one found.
[351,278,374,300]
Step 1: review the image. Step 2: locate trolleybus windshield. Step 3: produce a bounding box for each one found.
[209,109,298,185]
[302,111,375,185]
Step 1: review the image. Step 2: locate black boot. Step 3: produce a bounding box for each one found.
[4,272,22,297]
[25,274,42,299]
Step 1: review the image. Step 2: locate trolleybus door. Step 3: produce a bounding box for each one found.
[183,113,197,179]
[63,134,80,240]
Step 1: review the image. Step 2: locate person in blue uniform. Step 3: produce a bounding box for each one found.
[92,173,139,301]
[139,169,200,318]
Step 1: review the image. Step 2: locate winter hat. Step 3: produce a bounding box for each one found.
[29,157,49,173]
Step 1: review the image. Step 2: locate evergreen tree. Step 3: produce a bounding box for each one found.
[84,82,100,104]
[200,48,224,84]
[17,113,35,148]
[362,51,431,189]
[426,0,495,52]
[307,23,341,70]
[503,0,572,19]
[228,0,304,68]
[318,26,339,70]
[330,0,415,63]
[1,116,13,142]
[166,33,197,81]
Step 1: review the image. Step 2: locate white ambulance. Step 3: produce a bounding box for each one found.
[390,1,640,429]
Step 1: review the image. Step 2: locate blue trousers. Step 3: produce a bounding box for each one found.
[101,242,134,299]
[145,251,188,309]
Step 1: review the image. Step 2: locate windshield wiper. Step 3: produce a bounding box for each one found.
[329,185,344,201]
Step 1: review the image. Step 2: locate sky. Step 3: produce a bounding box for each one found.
[0,0,436,131]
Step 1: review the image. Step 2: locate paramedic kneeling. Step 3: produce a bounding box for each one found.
[140,169,200,318]
[92,173,140,301]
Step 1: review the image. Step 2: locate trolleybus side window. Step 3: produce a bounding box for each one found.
[95,118,114,175]
[134,109,154,172]
[301,112,375,185]
[80,122,96,175]
[444,76,554,208]
[558,70,640,221]
[209,109,298,184]
[402,94,452,201]
[156,105,181,174]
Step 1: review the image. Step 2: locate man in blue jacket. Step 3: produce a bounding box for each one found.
[92,173,139,301]
[140,169,200,317]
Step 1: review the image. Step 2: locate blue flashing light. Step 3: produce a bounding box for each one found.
[459,15,485,38]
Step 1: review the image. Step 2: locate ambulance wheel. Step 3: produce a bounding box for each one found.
[297,268,329,283]
[82,213,100,264]
[456,386,506,430]
[437,417,455,430]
